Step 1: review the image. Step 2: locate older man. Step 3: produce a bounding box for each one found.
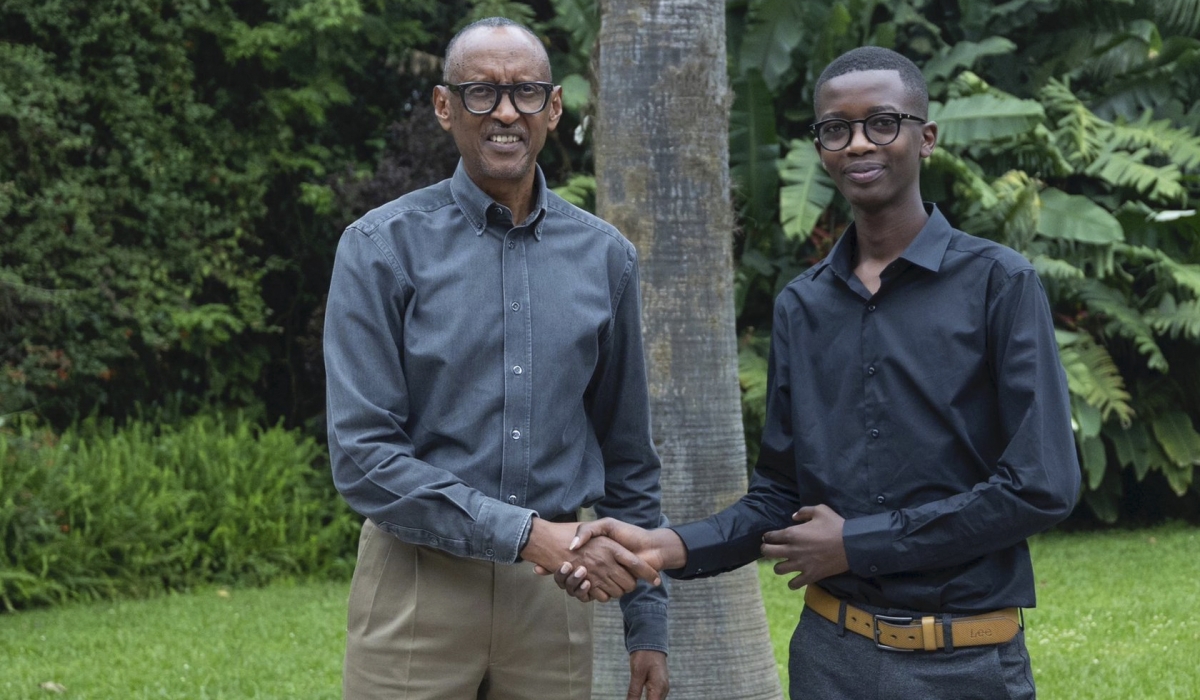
[324,17,669,700]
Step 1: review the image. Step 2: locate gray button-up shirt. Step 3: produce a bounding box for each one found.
[324,162,668,652]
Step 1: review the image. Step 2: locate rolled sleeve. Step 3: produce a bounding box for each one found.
[620,588,670,653]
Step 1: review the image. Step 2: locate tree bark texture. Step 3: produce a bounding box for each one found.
[593,1,784,698]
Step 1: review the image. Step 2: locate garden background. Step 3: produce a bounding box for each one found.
[2,0,1199,697]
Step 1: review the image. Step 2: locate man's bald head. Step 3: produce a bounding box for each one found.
[443,17,550,84]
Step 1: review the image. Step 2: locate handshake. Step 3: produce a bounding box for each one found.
[524,505,851,602]
[526,517,685,602]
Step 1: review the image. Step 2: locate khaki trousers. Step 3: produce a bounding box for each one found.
[343,519,594,700]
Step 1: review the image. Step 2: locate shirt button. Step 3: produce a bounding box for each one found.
[510,302,520,311]
[508,495,517,504]
[870,428,880,438]
[513,366,522,375]
[867,304,877,312]
[876,495,886,504]
[485,548,495,557]
[867,366,876,376]
[511,429,521,440]
[507,241,515,249]
[869,565,878,573]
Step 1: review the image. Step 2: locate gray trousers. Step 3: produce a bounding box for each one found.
[789,605,1036,699]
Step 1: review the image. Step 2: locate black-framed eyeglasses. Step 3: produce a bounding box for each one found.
[810,112,926,151]
[444,81,555,115]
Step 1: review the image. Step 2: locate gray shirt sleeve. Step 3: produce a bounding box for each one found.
[324,229,533,563]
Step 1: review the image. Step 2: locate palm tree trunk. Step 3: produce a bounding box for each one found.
[592,0,784,697]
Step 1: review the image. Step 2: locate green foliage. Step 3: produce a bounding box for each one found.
[1057,330,1134,427]
[1036,188,1125,245]
[778,141,836,241]
[0,0,450,425]
[924,37,1016,87]
[737,332,771,469]
[737,0,807,91]
[463,0,536,27]
[1,2,268,420]
[928,93,1045,147]
[730,72,781,231]
[0,415,358,611]
[551,173,596,211]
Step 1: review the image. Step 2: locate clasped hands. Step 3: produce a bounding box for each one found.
[520,516,663,603]
[531,504,850,602]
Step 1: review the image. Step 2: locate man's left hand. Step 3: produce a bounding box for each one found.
[760,504,850,589]
[627,650,668,700]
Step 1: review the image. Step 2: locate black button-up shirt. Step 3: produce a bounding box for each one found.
[671,205,1080,613]
[324,162,667,651]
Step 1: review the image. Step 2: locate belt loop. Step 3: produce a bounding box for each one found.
[921,616,937,652]
[836,600,848,638]
[942,613,954,653]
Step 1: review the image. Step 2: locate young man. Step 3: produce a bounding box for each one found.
[324,18,669,700]
[557,46,1080,699]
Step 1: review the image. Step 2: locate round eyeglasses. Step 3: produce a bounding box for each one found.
[445,82,555,116]
[810,112,926,151]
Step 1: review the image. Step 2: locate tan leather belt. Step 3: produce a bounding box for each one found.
[804,585,1021,652]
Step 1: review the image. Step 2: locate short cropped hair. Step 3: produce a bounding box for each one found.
[813,46,928,116]
[443,17,549,83]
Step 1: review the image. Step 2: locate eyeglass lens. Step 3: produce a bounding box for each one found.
[461,83,549,115]
[818,114,903,150]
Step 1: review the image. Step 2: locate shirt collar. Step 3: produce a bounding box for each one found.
[814,203,953,279]
[449,160,549,240]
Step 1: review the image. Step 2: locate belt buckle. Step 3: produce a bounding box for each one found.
[873,614,916,652]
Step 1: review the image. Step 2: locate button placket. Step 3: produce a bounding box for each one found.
[500,229,532,510]
[861,291,884,511]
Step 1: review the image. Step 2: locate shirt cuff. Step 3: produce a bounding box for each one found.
[664,520,759,580]
[622,600,669,654]
[842,511,897,577]
[475,499,535,563]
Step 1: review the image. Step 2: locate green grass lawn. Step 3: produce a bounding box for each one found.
[2,523,1197,699]
[0,582,349,699]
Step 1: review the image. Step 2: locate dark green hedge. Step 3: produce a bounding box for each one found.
[0,0,459,424]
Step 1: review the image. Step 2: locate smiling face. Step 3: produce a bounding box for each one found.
[433,26,562,204]
[813,69,937,219]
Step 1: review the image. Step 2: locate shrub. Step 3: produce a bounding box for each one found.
[0,413,358,611]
